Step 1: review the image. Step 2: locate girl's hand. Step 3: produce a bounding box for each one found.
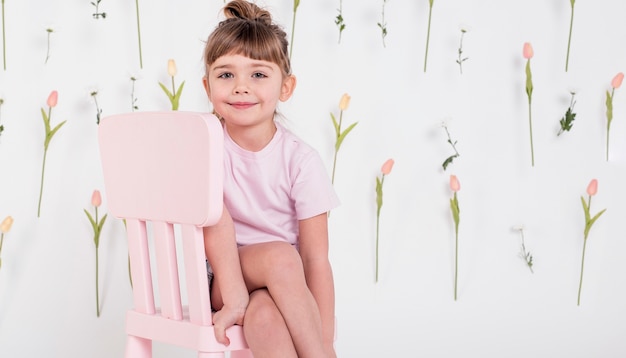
[212,305,246,346]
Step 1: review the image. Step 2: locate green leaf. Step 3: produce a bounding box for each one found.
[97,214,108,233]
[158,82,174,102]
[580,196,590,223]
[559,106,576,135]
[375,177,383,211]
[84,209,97,233]
[172,81,186,110]
[588,208,606,231]
[606,90,613,124]
[41,107,50,133]
[442,154,458,171]
[525,61,533,98]
[330,113,340,135]
[45,120,67,150]
[449,198,460,225]
[335,122,358,152]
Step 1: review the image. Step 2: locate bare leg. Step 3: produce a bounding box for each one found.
[239,241,327,357]
[243,289,297,358]
[203,208,249,346]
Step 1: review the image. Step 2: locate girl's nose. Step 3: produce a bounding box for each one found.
[233,79,249,94]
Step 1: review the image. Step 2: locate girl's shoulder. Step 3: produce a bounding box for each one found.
[276,122,317,157]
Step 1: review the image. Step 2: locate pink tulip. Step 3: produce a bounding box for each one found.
[91,190,102,207]
[523,42,534,60]
[611,72,624,89]
[1,216,13,233]
[381,159,394,175]
[449,175,461,192]
[586,179,598,197]
[47,90,58,108]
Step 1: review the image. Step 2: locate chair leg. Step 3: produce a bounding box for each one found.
[230,349,254,358]
[125,335,152,358]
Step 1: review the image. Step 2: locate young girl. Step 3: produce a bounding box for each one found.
[202,1,340,357]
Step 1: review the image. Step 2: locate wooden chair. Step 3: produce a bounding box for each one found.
[98,111,252,358]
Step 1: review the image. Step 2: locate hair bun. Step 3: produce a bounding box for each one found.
[224,0,272,26]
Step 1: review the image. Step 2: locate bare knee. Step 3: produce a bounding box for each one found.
[264,242,305,285]
[244,289,284,331]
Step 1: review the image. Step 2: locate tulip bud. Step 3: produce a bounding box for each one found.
[1,216,13,233]
[339,93,351,111]
[47,90,58,108]
[449,175,461,192]
[91,190,102,207]
[167,59,178,77]
[611,72,624,89]
[381,159,394,175]
[586,179,598,197]
[522,42,534,60]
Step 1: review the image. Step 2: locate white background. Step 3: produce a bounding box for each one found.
[1,0,626,357]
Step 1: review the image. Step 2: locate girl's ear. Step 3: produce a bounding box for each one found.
[279,75,297,102]
[202,76,211,98]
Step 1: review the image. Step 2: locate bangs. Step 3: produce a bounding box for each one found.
[204,20,290,75]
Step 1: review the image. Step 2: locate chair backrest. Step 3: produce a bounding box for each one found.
[98,111,223,326]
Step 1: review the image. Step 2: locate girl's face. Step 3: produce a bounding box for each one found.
[203,54,295,130]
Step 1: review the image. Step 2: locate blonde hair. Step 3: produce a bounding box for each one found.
[203,0,291,77]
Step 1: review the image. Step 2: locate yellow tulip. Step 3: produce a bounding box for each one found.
[339,93,351,111]
[1,216,13,233]
[167,59,178,77]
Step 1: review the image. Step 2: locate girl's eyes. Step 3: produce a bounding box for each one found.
[217,72,267,79]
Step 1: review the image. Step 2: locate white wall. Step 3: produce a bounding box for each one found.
[1,0,626,357]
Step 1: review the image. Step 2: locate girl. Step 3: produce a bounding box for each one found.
[202,1,340,357]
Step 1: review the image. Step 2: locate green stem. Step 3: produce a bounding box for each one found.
[423,3,433,72]
[606,122,610,161]
[607,90,614,161]
[96,244,100,317]
[565,3,574,72]
[289,5,298,60]
[128,255,133,288]
[375,211,380,283]
[577,236,587,306]
[331,111,343,185]
[135,0,143,69]
[45,31,51,64]
[454,224,458,301]
[0,233,4,270]
[2,0,7,71]
[375,176,385,283]
[171,76,176,101]
[37,149,48,218]
[95,207,100,317]
[528,98,535,167]
[2,0,5,70]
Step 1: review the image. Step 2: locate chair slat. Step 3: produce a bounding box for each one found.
[126,219,156,315]
[181,224,212,326]
[153,221,183,320]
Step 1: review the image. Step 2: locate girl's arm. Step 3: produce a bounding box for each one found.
[298,212,337,357]
[203,208,249,346]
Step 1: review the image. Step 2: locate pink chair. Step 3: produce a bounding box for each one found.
[98,111,252,358]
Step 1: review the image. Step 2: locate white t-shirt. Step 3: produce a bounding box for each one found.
[222,122,340,247]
